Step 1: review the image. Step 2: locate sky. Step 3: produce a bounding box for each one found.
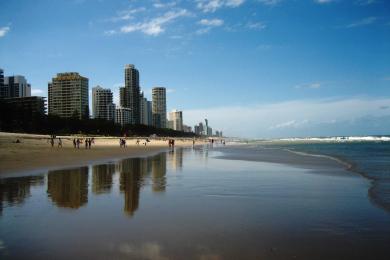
[0,0,389,138]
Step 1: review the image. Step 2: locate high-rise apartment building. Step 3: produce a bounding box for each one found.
[0,68,4,97]
[152,87,166,128]
[2,75,31,98]
[120,64,140,124]
[115,107,132,126]
[168,110,183,131]
[92,86,115,121]
[48,72,89,119]
[139,91,151,126]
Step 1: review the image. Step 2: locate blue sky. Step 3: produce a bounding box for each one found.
[0,0,389,138]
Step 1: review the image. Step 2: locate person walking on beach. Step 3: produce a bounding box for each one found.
[85,138,88,149]
[76,139,80,149]
[87,138,91,149]
[73,138,76,148]
[50,138,54,148]
[58,138,62,148]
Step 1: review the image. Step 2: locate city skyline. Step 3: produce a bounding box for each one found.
[0,0,389,138]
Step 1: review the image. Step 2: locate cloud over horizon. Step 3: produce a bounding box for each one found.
[185,97,390,138]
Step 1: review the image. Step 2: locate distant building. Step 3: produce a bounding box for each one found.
[168,110,183,131]
[194,122,204,135]
[183,125,192,133]
[139,91,151,126]
[115,107,132,126]
[152,87,166,128]
[147,100,152,126]
[167,120,174,130]
[0,68,4,97]
[1,96,46,116]
[120,64,140,124]
[92,86,115,121]
[2,75,31,98]
[207,127,213,136]
[48,72,89,119]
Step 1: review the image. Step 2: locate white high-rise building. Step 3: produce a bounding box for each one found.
[92,86,115,121]
[168,110,183,131]
[139,91,151,126]
[115,107,132,126]
[152,87,166,128]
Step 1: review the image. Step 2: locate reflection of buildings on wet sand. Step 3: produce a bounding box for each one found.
[117,153,167,216]
[0,175,44,215]
[47,167,88,209]
[119,158,142,216]
[168,148,183,171]
[92,164,115,194]
[152,153,167,193]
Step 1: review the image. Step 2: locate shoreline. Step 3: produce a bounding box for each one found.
[0,132,205,176]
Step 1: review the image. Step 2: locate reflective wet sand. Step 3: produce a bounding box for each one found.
[1,147,390,259]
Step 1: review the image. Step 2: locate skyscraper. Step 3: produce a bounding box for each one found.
[48,72,89,119]
[120,64,140,124]
[92,86,115,121]
[115,107,132,126]
[152,87,167,128]
[0,68,4,97]
[139,91,151,126]
[168,110,183,131]
[2,75,31,98]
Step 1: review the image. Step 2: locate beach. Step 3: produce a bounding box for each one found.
[0,132,204,175]
[1,135,390,259]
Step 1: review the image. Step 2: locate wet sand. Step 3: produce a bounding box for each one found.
[1,148,390,259]
[0,132,202,175]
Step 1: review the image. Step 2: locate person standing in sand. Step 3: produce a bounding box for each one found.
[50,138,54,148]
[58,138,62,148]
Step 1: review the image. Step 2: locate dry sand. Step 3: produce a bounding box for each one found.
[0,132,204,175]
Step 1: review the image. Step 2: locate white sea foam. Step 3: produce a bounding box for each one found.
[277,136,390,142]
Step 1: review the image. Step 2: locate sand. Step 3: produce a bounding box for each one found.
[0,132,204,175]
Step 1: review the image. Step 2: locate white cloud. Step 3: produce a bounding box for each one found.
[257,0,282,5]
[346,17,377,28]
[108,7,146,22]
[247,22,266,30]
[294,82,321,89]
[314,0,335,4]
[31,89,44,95]
[153,1,177,9]
[0,26,10,37]
[184,97,390,138]
[199,18,224,26]
[196,0,245,13]
[269,119,310,130]
[197,18,224,34]
[120,9,190,36]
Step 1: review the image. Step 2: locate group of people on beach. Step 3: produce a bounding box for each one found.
[49,135,62,148]
[72,138,94,149]
[136,138,151,146]
[119,138,127,148]
[168,139,175,148]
